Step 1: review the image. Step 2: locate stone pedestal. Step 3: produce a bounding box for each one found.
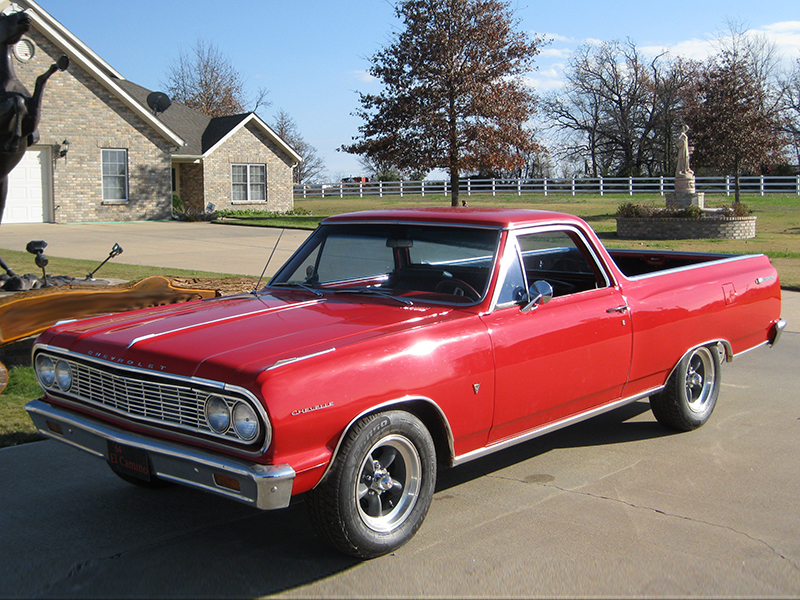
[666,191,705,208]
[667,172,704,208]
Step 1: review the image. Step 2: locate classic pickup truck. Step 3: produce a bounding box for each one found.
[26,208,785,558]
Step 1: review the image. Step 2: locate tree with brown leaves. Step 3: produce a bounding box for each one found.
[342,0,546,206]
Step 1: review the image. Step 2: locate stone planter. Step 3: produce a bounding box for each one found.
[616,215,757,240]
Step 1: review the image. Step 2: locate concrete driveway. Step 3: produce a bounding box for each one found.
[0,221,311,277]
[1,320,798,598]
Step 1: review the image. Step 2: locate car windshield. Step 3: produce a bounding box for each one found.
[270,222,501,304]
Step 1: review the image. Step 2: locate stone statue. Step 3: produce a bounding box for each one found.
[0,9,69,276]
[676,124,692,176]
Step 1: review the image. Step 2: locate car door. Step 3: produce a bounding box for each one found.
[481,226,633,444]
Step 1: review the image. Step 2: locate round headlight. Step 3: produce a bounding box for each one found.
[205,395,231,434]
[54,360,73,391]
[232,402,259,441]
[36,355,55,387]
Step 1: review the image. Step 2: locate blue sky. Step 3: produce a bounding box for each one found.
[27,0,800,180]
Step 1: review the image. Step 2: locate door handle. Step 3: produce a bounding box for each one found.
[606,305,629,313]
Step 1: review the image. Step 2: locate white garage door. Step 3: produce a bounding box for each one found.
[5,147,52,224]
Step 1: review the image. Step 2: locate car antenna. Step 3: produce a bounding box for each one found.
[252,229,284,294]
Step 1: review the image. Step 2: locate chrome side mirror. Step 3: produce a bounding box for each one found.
[521,280,553,313]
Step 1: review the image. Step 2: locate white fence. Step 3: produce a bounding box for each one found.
[295,175,800,199]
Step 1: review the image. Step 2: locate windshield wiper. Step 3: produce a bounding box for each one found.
[268,282,324,297]
[332,287,413,306]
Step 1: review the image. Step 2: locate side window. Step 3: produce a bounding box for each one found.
[515,230,607,297]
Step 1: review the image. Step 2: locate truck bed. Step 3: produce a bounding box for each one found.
[608,248,738,278]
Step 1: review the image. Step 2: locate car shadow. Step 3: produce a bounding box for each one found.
[21,401,674,598]
[436,399,672,492]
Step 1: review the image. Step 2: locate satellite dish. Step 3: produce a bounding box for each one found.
[147,91,172,117]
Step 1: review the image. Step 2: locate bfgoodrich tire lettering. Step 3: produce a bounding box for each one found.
[305,410,437,558]
[650,345,721,431]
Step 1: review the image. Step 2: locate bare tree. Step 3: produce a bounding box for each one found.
[163,38,269,117]
[781,57,800,167]
[542,40,681,178]
[272,110,326,184]
[342,0,546,206]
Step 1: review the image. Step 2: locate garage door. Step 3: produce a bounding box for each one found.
[5,147,52,224]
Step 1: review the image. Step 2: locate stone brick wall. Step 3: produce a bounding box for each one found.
[616,216,757,240]
[202,122,295,213]
[177,162,204,212]
[16,30,173,223]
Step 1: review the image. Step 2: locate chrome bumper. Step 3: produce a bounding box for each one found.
[25,399,295,510]
[770,319,787,346]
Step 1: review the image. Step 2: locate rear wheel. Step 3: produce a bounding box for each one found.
[650,345,721,431]
[306,410,437,558]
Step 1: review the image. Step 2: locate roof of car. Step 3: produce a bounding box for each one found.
[322,207,584,229]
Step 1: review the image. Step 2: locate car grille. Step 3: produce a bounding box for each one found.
[57,357,247,442]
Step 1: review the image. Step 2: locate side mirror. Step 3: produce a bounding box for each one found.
[521,280,553,313]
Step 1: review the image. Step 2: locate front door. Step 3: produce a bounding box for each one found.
[482,227,633,444]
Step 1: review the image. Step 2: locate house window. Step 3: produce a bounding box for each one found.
[232,164,267,202]
[102,149,128,202]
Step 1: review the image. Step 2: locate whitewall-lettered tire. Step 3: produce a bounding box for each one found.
[305,410,437,558]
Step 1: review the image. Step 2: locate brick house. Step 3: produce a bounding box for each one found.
[1,0,301,224]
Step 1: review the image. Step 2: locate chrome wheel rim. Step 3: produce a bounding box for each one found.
[685,347,715,414]
[356,434,421,533]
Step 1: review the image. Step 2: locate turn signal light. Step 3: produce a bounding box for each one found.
[213,473,241,492]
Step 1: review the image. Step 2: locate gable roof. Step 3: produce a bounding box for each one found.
[3,0,302,164]
[116,80,302,163]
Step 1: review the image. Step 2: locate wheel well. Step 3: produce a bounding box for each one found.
[321,398,454,486]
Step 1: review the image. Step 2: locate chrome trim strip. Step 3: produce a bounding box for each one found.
[452,387,663,467]
[33,344,273,456]
[623,253,762,281]
[25,399,294,511]
[127,301,320,348]
[264,347,336,371]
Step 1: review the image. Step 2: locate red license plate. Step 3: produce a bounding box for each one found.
[107,440,152,482]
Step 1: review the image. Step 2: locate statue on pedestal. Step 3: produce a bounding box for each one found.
[667,124,703,208]
[0,9,69,276]
[676,124,692,177]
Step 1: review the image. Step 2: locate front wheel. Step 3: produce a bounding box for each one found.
[305,410,437,558]
[650,345,721,431]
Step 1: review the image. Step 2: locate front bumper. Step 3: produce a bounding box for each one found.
[25,399,295,510]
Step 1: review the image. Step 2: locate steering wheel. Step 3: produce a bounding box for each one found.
[434,278,481,301]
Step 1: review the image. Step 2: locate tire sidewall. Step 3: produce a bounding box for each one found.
[337,411,436,558]
[676,346,721,428]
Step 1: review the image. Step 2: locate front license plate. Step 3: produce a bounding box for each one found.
[107,440,152,482]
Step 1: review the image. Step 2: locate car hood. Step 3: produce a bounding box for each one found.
[37,290,462,381]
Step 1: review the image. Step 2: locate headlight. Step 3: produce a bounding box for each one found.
[232,403,259,441]
[36,355,56,388]
[205,395,231,434]
[54,360,73,391]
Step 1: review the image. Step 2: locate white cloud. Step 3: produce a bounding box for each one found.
[542,32,573,43]
[540,47,571,59]
[351,70,376,83]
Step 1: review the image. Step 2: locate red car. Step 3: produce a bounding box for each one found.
[27,208,784,557]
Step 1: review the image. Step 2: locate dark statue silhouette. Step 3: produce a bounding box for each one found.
[0,10,68,276]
